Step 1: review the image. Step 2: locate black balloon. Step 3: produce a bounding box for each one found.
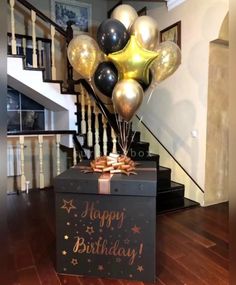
[94,62,118,98]
[97,19,130,54]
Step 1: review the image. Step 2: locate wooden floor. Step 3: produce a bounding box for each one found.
[5,189,229,285]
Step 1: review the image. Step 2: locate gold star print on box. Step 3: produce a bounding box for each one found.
[108,35,159,85]
[86,226,94,235]
[98,265,104,271]
[60,199,76,214]
[131,225,141,234]
[137,265,144,272]
[71,258,78,266]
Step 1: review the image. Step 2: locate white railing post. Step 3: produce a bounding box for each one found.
[10,0,17,55]
[111,128,117,154]
[56,134,61,175]
[86,92,93,147]
[19,136,26,191]
[94,103,100,158]
[22,37,27,65]
[102,116,108,156]
[31,10,37,68]
[80,85,86,135]
[38,135,44,189]
[38,40,43,67]
[73,144,77,166]
[50,25,56,79]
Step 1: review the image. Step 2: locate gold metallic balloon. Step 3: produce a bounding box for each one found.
[108,35,159,85]
[151,41,181,83]
[67,35,102,80]
[130,16,159,50]
[112,79,144,122]
[111,4,138,30]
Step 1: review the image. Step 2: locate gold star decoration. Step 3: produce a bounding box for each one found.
[98,265,104,271]
[124,238,130,244]
[64,235,69,240]
[86,226,95,235]
[61,199,76,214]
[131,225,141,234]
[62,250,67,256]
[137,265,144,272]
[71,258,78,266]
[108,35,159,85]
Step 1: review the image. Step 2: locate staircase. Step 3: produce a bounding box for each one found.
[7,0,200,214]
[73,95,199,214]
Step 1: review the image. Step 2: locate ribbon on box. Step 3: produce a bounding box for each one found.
[80,154,138,176]
[77,154,156,194]
[98,173,113,194]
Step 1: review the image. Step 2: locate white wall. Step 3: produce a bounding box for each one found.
[135,0,228,189]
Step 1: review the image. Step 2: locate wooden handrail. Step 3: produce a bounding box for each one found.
[7,130,76,136]
[16,0,67,37]
[7,32,52,43]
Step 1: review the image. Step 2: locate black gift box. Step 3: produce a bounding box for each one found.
[54,161,157,283]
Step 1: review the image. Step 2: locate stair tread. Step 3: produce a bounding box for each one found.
[44,79,64,84]
[159,166,171,171]
[8,54,25,58]
[24,66,45,71]
[157,198,200,214]
[158,181,184,192]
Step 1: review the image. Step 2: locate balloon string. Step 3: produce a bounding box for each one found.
[114,108,126,155]
[126,115,143,155]
[147,83,157,104]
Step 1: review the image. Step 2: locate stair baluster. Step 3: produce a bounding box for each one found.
[38,40,43,67]
[22,37,27,65]
[111,128,117,154]
[102,116,108,156]
[38,135,45,189]
[80,85,86,135]
[73,144,77,166]
[10,0,17,55]
[94,103,100,158]
[56,134,61,175]
[86,91,93,147]
[19,136,26,191]
[50,25,56,80]
[31,10,37,67]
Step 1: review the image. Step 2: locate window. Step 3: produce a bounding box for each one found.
[7,87,45,132]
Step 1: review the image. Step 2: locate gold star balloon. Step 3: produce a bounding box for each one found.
[108,35,159,85]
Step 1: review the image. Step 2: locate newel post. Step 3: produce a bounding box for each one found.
[66,20,75,93]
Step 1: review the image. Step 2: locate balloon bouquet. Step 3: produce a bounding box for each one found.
[67,4,181,157]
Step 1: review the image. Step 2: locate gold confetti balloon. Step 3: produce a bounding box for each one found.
[111,4,138,30]
[112,79,144,122]
[130,16,159,51]
[151,41,181,83]
[67,35,102,80]
[108,35,159,85]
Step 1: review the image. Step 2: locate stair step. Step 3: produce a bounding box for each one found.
[157,166,171,187]
[157,187,184,200]
[7,54,25,58]
[157,197,200,214]
[158,181,183,192]
[24,66,45,71]
[44,79,64,84]
[128,141,150,159]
